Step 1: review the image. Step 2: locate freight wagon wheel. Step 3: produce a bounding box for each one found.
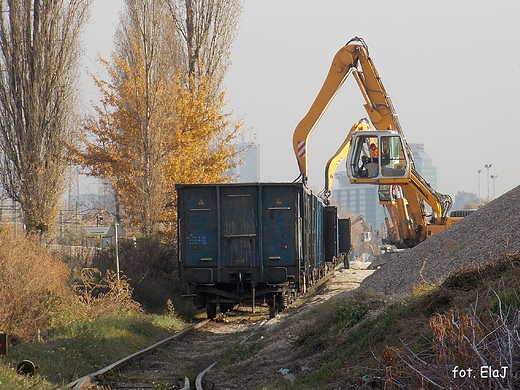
[289,291,296,305]
[193,293,206,310]
[220,303,234,313]
[206,303,217,320]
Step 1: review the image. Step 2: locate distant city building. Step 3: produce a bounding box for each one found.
[0,197,22,231]
[228,142,260,182]
[453,191,478,211]
[330,171,384,230]
[409,143,437,188]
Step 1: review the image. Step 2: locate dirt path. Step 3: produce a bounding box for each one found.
[202,261,375,389]
[305,261,374,305]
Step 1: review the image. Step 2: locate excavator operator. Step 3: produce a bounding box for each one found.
[369,143,379,163]
[357,155,369,178]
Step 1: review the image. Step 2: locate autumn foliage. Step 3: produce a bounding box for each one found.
[74,53,243,235]
[68,0,246,238]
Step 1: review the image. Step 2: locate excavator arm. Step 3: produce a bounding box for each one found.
[292,36,454,248]
[322,119,370,200]
[293,36,407,181]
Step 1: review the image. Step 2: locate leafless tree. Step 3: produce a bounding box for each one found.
[0,0,92,233]
[167,0,243,95]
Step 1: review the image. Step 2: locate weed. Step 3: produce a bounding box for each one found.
[74,268,141,317]
[333,299,368,328]
[166,298,175,317]
[491,290,520,316]
[0,231,73,340]
[444,238,463,255]
[153,381,172,390]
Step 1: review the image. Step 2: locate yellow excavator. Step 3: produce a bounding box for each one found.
[350,215,378,257]
[292,37,458,248]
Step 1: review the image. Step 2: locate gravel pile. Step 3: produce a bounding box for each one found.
[359,185,520,298]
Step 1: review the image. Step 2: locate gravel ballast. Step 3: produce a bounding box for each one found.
[359,185,520,298]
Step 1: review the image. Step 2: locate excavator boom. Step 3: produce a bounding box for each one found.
[292,36,455,248]
[293,37,408,181]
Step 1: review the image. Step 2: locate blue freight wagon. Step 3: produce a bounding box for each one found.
[176,182,351,318]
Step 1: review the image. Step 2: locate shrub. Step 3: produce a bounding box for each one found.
[90,235,178,311]
[382,304,520,389]
[0,229,73,340]
[74,268,141,317]
[381,266,520,390]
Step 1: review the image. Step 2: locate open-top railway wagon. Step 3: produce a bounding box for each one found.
[176,182,350,318]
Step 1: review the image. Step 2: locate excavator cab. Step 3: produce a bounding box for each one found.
[346,130,411,182]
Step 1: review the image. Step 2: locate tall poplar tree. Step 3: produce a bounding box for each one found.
[168,0,243,96]
[0,0,91,233]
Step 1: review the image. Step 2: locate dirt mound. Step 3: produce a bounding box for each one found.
[359,185,520,298]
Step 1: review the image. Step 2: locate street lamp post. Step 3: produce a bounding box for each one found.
[115,222,120,282]
[484,164,492,202]
[477,169,482,204]
[490,175,498,199]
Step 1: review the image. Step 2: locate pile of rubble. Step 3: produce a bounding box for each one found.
[359,185,520,298]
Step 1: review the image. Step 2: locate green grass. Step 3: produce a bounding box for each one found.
[0,364,55,390]
[0,309,185,389]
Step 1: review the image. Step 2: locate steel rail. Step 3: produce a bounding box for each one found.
[195,361,217,390]
[193,318,271,389]
[57,319,210,390]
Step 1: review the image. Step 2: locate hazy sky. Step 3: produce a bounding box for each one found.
[84,1,520,200]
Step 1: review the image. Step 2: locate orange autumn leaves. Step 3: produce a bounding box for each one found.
[74,47,244,235]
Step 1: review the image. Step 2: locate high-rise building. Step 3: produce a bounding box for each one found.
[228,142,260,182]
[330,171,383,229]
[453,191,478,211]
[409,143,437,188]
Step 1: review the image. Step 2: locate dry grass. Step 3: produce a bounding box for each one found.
[0,228,72,340]
[0,228,142,342]
[382,305,520,389]
[74,268,141,317]
[380,255,520,390]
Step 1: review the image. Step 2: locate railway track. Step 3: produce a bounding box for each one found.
[59,307,270,390]
[58,265,368,389]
